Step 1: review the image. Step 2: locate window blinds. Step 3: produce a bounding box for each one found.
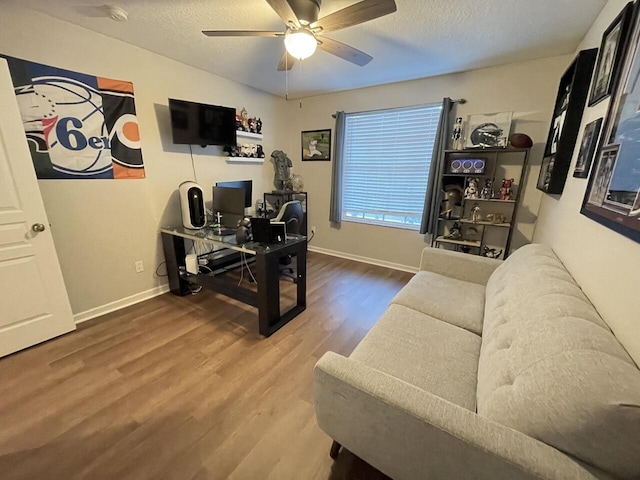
[341,103,442,230]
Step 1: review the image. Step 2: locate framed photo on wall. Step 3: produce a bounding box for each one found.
[588,2,634,106]
[301,129,331,161]
[465,112,512,148]
[573,118,603,178]
[582,2,640,243]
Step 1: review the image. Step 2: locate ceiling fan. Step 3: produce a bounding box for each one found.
[202,0,397,71]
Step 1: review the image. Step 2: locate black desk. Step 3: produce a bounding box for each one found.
[160,226,306,337]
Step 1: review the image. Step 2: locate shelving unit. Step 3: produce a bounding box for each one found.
[226,130,265,164]
[237,131,263,141]
[432,147,529,259]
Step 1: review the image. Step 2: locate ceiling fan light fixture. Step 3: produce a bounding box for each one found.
[284,29,317,60]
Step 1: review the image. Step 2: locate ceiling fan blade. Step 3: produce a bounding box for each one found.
[265,0,300,28]
[202,30,283,37]
[311,0,397,32]
[277,50,297,71]
[318,36,373,66]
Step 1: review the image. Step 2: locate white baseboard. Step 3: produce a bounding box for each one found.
[308,246,418,274]
[74,250,414,325]
[74,284,171,325]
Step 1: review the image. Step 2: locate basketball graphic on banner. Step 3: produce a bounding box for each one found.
[1,54,144,180]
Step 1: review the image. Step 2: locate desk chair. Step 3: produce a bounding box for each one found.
[271,200,303,281]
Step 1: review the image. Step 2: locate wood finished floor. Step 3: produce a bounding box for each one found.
[0,251,412,480]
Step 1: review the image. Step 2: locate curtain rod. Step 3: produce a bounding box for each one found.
[331,98,467,118]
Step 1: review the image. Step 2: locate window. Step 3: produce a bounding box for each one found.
[340,103,442,230]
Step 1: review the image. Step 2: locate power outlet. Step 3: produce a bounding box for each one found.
[311,225,316,235]
[135,260,144,273]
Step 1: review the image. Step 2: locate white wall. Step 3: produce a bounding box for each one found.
[285,56,572,269]
[534,0,640,363]
[0,3,287,316]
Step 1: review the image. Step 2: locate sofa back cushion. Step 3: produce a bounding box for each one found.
[477,244,640,479]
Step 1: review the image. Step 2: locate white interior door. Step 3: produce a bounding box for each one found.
[0,58,75,358]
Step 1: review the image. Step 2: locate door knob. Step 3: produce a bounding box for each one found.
[32,223,46,232]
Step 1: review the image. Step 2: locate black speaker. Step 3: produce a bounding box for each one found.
[179,181,206,229]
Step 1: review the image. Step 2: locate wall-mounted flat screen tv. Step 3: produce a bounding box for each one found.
[168,98,236,146]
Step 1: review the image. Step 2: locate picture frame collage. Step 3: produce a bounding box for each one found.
[581,1,640,243]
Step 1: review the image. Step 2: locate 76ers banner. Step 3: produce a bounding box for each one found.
[1,55,144,179]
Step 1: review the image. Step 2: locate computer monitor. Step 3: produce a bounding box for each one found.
[212,186,245,228]
[215,180,252,208]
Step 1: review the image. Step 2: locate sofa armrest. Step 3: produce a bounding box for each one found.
[419,247,501,285]
[314,352,597,480]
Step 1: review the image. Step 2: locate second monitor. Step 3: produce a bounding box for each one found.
[215,180,252,208]
[212,186,245,228]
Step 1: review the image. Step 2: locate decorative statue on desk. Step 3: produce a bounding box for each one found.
[270,150,292,191]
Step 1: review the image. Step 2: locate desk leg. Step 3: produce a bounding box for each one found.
[296,244,307,310]
[255,251,281,336]
[161,232,190,296]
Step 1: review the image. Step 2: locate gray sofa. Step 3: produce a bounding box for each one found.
[313,244,640,480]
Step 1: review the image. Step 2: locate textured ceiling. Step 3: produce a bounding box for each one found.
[10,0,607,99]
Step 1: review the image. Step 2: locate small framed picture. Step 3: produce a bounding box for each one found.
[573,118,603,178]
[588,3,634,106]
[465,112,512,149]
[587,144,619,207]
[301,129,331,161]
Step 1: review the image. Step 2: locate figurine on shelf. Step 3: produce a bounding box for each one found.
[451,117,463,150]
[223,145,240,157]
[239,107,250,131]
[482,246,503,258]
[480,179,494,199]
[486,213,507,224]
[500,178,515,200]
[464,177,480,199]
[470,203,481,223]
[440,184,464,219]
[248,118,255,133]
[256,118,263,134]
[256,144,265,158]
[445,222,463,240]
[240,144,257,157]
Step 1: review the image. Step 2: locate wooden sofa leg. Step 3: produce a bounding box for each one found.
[329,440,342,459]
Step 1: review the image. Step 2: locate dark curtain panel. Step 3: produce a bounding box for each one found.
[420,98,452,235]
[329,111,345,223]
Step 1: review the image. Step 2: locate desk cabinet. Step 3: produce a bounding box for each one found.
[263,191,308,236]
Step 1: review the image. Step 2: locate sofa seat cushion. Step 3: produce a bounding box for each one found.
[390,271,485,335]
[478,244,640,479]
[350,304,481,411]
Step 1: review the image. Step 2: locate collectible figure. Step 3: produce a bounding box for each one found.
[464,178,480,199]
[480,179,494,199]
[452,117,463,150]
[482,246,503,258]
[445,222,463,240]
[470,203,481,223]
[500,178,515,200]
[440,185,464,219]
